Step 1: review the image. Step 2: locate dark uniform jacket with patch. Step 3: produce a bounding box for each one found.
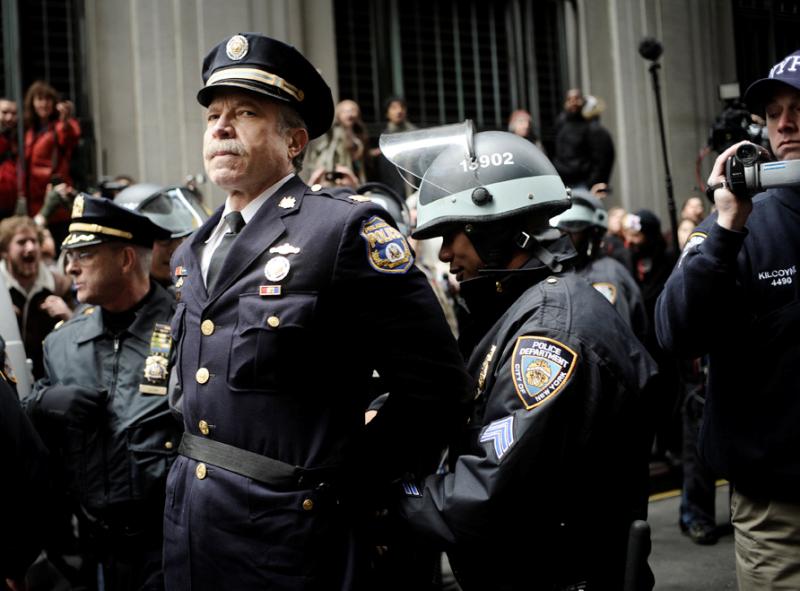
[656,187,800,501]
[28,282,180,517]
[576,255,648,342]
[399,246,657,591]
[164,175,470,591]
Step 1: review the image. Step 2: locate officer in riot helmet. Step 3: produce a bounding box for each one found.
[356,182,411,236]
[552,188,647,340]
[382,123,658,590]
[114,183,208,287]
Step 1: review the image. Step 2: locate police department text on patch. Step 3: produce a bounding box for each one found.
[511,336,577,410]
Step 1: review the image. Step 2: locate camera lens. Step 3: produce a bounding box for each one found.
[735,143,759,166]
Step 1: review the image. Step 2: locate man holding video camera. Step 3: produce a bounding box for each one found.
[656,49,800,589]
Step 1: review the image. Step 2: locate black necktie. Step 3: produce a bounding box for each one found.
[206,211,245,291]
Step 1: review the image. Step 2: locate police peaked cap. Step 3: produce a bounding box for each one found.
[62,193,172,250]
[197,33,334,140]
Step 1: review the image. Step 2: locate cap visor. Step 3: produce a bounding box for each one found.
[197,81,292,107]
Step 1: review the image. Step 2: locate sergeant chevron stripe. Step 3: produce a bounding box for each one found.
[479,415,515,459]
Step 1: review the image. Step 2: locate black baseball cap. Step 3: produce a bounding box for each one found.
[62,194,171,249]
[744,49,800,115]
[197,33,334,140]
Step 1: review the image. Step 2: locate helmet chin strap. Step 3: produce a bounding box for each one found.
[515,231,563,273]
[465,223,563,273]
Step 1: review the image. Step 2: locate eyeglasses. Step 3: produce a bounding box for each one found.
[64,250,98,266]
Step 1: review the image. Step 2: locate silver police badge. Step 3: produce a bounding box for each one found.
[264,255,291,282]
[226,35,249,60]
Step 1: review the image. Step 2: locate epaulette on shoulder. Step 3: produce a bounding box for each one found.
[50,306,95,334]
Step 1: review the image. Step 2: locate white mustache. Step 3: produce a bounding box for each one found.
[204,140,245,159]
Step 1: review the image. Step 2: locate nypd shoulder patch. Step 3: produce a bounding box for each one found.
[479,415,515,460]
[360,215,414,274]
[678,231,707,267]
[511,336,577,410]
[591,281,617,305]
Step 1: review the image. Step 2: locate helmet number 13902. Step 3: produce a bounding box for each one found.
[459,152,515,172]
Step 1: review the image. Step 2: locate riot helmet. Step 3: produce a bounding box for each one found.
[551,189,608,233]
[381,122,571,269]
[550,188,608,261]
[114,183,209,239]
[356,182,411,237]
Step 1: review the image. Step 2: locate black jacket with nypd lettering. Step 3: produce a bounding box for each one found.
[656,187,800,501]
[164,175,471,591]
[399,240,657,590]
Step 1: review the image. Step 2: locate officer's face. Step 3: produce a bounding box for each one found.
[65,243,126,305]
[151,237,183,283]
[203,91,305,199]
[438,229,484,282]
[765,87,800,161]
[5,227,40,281]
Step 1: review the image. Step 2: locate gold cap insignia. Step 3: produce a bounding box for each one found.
[278,196,296,209]
[72,195,84,218]
[226,35,249,61]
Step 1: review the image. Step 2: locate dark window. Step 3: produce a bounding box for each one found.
[334,0,566,150]
[732,0,800,93]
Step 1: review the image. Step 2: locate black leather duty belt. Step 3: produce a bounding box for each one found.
[178,432,335,490]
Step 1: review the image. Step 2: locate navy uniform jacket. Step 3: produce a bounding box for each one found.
[656,187,800,501]
[399,252,657,590]
[576,255,648,341]
[164,175,470,590]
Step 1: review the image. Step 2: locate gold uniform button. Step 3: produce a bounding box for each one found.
[310,183,322,191]
[546,276,558,284]
[198,420,210,436]
[196,368,210,384]
[164,441,174,450]
[267,315,280,328]
[302,498,314,511]
[195,463,207,480]
[200,319,215,336]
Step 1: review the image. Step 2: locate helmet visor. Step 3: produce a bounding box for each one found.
[379,120,476,190]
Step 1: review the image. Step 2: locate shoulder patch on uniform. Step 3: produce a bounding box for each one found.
[360,215,414,274]
[479,415,515,460]
[511,336,577,410]
[401,481,422,497]
[678,231,707,267]
[591,282,617,304]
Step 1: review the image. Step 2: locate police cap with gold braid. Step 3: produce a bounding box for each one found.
[197,33,334,140]
[62,193,172,249]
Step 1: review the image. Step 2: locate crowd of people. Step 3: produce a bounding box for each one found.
[1,33,798,591]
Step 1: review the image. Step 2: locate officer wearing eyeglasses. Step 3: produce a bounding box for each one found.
[25,194,181,591]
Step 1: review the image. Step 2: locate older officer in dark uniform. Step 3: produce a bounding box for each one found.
[382,126,657,590]
[26,195,179,591]
[163,34,470,590]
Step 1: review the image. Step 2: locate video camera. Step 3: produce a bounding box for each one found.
[716,142,800,200]
[708,83,767,154]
